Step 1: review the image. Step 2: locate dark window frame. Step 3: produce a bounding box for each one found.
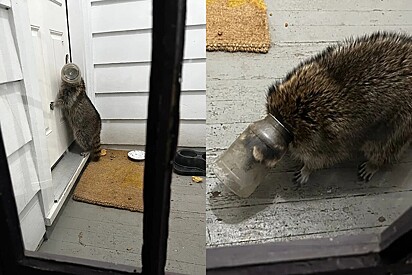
[2,0,412,274]
[0,0,186,274]
[206,206,412,274]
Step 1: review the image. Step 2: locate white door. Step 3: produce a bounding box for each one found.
[27,0,73,169]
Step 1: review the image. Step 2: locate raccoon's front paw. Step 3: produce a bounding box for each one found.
[50,102,54,110]
[293,165,311,188]
[80,152,89,158]
[358,161,378,182]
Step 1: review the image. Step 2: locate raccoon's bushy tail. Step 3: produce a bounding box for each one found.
[91,135,101,161]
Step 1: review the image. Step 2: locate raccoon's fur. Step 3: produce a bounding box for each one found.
[50,70,102,161]
[258,31,412,185]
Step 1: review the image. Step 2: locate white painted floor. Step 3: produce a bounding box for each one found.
[206,0,412,247]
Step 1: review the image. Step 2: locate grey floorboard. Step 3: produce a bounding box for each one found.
[39,173,205,274]
[206,0,412,248]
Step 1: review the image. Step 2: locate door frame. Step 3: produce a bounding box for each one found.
[0,0,187,274]
[9,0,55,220]
[44,0,96,225]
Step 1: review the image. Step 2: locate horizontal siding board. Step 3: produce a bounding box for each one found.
[94,60,205,92]
[102,120,205,147]
[0,8,23,84]
[92,28,205,63]
[19,194,46,250]
[0,0,11,8]
[91,0,152,33]
[91,0,205,146]
[8,142,41,213]
[0,82,33,157]
[91,0,205,33]
[96,93,205,120]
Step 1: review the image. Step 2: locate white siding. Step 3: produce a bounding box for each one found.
[0,5,45,250]
[88,0,206,147]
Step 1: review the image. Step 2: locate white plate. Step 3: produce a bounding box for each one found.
[128,150,145,161]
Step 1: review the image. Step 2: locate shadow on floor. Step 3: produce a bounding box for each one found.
[208,149,412,224]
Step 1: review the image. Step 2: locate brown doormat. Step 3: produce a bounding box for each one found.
[206,0,271,53]
[73,149,144,212]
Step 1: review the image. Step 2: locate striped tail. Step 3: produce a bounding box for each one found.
[91,135,101,161]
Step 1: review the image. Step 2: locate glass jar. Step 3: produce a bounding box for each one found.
[212,114,291,197]
[61,63,81,84]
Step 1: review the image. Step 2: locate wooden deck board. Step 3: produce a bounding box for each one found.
[39,173,205,274]
[206,0,412,248]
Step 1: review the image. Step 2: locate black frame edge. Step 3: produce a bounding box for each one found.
[141,0,187,274]
[206,206,412,274]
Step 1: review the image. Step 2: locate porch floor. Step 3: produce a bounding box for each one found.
[206,0,412,247]
[39,173,205,274]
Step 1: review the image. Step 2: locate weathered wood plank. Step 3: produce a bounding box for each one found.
[207,122,249,150]
[267,0,412,11]
[206,0,412,249]
[56,210,204,237]
[39,239,205,274]
[39,238,141,267]
[40,174,205,273]
[266,0,412,43]
[207,96,266,124]
[271,10,412,27]
[207,147,412,179]
[206,44,328,81]
[207,191,412,246]
[271,25,412,43]
[206,226,383,248]
[46,226,204,264]
[206,158,412,209]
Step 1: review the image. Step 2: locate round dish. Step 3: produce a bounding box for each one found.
[128,150,145,161]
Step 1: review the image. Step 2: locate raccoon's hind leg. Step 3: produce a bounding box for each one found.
[74,130,93,158]
[360,119,412,181]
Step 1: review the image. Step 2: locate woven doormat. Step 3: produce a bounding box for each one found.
[206,0,270,53]
[73,149,144,212]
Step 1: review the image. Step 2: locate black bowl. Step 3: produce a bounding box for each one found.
[173,149,206,176]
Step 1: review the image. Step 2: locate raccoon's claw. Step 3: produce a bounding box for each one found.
[50,102,54,110]
[80,152,89,158]
[358,161,378,182]
[293,166,310,187]
[292,171,303,190]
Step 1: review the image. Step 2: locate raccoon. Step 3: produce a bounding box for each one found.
[50,56,102,161]
[253,31,412,186]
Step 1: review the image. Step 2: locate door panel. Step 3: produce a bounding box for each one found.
[28,0,73,170]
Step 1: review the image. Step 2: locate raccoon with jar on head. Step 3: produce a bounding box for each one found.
[252,31,412,186]
[50,54,102,161]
